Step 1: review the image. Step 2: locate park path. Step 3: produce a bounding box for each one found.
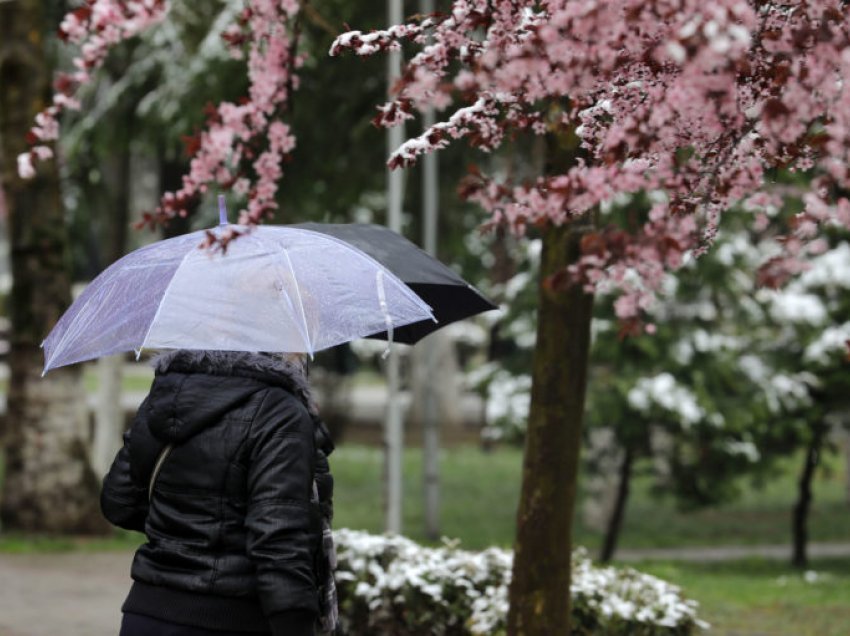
[616,541,850,563]
[2,543,850,636]
[0,551,131,636]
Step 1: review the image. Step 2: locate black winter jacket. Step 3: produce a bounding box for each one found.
[101,351,332,636]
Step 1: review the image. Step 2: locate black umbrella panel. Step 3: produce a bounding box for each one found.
[292,223,497,344]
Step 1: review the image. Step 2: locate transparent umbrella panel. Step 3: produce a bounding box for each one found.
[42,226,435,373]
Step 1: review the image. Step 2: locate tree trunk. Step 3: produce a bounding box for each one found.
[843,426,850,508]
[791,422,825,569]
[0,0,105,533]
[599,444,634,563]
[506,221,595,635]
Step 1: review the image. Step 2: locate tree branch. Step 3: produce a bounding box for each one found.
[297,0,339,37]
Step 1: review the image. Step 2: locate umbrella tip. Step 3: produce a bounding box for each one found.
[218,194,228,226]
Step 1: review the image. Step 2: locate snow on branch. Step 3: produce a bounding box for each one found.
[329,17,441,57]
[17,0,168,179]
[147,0,301,228]
[336,0,850,325]
[387,96,500,169]
[21,0,303,232]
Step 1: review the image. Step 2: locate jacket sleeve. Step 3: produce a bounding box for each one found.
[245,389,319,636]
[100,428,149,532]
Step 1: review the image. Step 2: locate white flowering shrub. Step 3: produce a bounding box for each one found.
[334,529,707,635]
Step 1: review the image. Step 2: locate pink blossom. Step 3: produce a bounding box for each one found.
[32,146,53,161]
[20,0,167,179]
[134,0,301,227]
[16,154,35,179]
[335,0,850,321]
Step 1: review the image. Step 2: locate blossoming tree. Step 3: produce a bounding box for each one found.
[18,0,850,633]
[330,3,850,633]
[759,238,850,567]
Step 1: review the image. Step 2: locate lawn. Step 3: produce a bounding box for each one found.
[0,443,847,553]
[330,444,850,553]
[0,365,155,395]
[639,558,850,636]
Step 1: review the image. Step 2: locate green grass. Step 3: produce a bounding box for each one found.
[1,444,848,553]
[0,366,154,395]
[573,450,850,551]
[82,371,154,394]
[638,558,850,636]
[0,529,144,554]
[330,445,523,549]
[334,444,850,552]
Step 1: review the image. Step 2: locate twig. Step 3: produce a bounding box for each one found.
[297,0,339,37]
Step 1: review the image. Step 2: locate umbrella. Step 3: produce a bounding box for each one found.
[292,223,497,344]
[42,222,435,374]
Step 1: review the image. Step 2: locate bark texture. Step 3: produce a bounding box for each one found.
[506,221,595,635]
[0,0,105,532]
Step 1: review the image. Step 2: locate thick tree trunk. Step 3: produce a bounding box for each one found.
[506,221,595,635]
[791,422,825,569]
[599,444,634,563]
[0,0,105,532]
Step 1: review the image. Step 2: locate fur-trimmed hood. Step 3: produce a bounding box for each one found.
[154,349,316,415]
[144,349,323,445]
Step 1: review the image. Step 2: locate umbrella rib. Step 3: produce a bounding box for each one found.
[42,281,114,374]
[376,269,395,359]
[42,300,89,374]
[138,247,197,356]
[42,312,82,375]
[289,227,438,320]
[279,247,314,357]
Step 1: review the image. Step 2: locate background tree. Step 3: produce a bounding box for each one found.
[0,0,104,532]
[758,233,850,567]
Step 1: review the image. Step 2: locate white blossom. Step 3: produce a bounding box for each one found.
[768,291,827,326]
[725,440,760,462]
[804,322,850,366]
[333,530,707,635]
[797,243,850,292]
[445,321,488,347]
[628,373,706,427]
[485,371,531,430]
